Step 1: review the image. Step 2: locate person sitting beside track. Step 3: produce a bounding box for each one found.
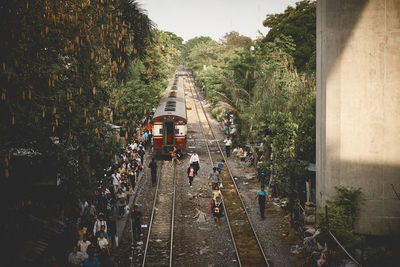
[236,146,245,159]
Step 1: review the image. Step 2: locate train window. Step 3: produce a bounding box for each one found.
[175,129,179,134]
[166,101,176,106]
[159,128,162,134]
[165,101,176,111]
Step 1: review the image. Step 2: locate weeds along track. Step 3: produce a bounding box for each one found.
[185,75,270,267]
[141,161,176,267]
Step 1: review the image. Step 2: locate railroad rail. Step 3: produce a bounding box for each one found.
[185,75,270,267]
[141,161,176,267]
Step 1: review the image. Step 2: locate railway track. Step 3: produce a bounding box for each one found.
[185,75,270,267]
[141,161,176,267]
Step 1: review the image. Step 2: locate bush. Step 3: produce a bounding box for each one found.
[317,186,365,259]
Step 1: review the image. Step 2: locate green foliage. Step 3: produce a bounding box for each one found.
[185,23,316,226]
[0,0,181,213]
[182,36,213,60]
[317,186,365,258]
[112,30,182,127]
[263,0,316,73]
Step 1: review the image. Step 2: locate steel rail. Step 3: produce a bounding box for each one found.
[169,164,176,266]
[141,160,163,267]
[141,161,176,267]
[186,76,242,267]
[188,76,270,267]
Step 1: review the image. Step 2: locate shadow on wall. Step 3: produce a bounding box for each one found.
[317,0,400,236]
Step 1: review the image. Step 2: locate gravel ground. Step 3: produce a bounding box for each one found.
[170,84,239,266]
[110,76,306,267]
[201,88,306,267]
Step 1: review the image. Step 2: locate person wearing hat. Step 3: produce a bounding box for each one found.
[92,213,107,236]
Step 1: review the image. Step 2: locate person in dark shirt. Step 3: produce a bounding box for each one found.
[210,196,224,228]
[86,239,100,258]
[83,254,100,267]
[94,225,109,239]
[106,215,117,248]
[130,205,144,243]
[148,158,157,186]
[138,147,145,165]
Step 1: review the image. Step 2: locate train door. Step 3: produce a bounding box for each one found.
[163,121,175,145]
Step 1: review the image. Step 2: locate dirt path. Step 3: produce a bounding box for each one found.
[197,84,302,267]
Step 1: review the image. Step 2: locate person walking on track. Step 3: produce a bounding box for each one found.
[130,205,144,244]
[255,184,269,220]
[170,146,180,166]
[187,163,195,187]
[148,158,157,186]
[210,196,224,228]
[208,167,220,190]
[224,136,232,157]
[189,151,200,176]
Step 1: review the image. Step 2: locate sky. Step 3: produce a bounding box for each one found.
[138,0,299,42]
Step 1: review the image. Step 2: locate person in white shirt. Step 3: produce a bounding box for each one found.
[93,214,107,236]
[224,137,232,157]
[68,246,84,266]
[112,170,121,193]
[77,235,91,258]
[131,141,138,151]
[97,231,110,255]
[79,200,88,217]
[189,151,200,176]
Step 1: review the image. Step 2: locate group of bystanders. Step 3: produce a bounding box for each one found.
[67,122,152,266]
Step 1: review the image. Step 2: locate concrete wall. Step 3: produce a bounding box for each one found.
[317,0,400,236]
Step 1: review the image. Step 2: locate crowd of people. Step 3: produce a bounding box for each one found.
[65,115,271,265]
[66,122,152,267]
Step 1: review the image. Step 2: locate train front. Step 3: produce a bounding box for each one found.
[152,70,188,155]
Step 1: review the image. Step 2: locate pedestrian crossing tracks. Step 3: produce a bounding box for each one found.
[138,69,270,267]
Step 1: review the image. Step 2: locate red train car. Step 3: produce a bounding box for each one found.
[152,71,187,154]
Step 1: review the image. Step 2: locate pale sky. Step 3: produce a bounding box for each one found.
[138,0,299,42]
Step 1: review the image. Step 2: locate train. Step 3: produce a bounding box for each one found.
[152,69,188,154]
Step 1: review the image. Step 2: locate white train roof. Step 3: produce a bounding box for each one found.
[153,74,187,121]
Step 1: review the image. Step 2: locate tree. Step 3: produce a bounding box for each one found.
[221,31,252,50]
[182,36,212,60]
[112,30,183,127]
[0,0,154,211]
[185,31,316,227]
[263,0,316,73]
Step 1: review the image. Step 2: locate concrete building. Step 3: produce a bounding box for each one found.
[317,0,400,235]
